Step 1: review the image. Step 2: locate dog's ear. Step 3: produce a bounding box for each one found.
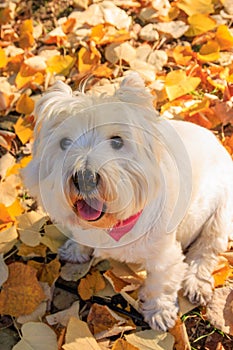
[35,81,73,123]
[115,72,155,108]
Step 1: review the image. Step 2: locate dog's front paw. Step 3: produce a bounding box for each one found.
[140,298,179,332]
[59,239,93,263]
[183,270,214,305]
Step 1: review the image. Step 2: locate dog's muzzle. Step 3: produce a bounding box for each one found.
[72,169,100,194]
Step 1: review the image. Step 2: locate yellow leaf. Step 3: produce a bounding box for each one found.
[197,40,220,62]
[173,45,193,65]
[78,270,106,300]
[0,48,7,68]
[16,93,35,115]
[78,46,101,73]
[185,14,216,37]
[47,55,75,76]
[0,262,45,317]
[177,0,214,16]
[165,70,201,101]
[15,69,44,90]
[7,155,32,176]
[14,116,33,144]
[215,25,233,51]
[93,63,113,78]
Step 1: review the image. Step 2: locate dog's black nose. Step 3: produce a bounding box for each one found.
[73,169,99,194]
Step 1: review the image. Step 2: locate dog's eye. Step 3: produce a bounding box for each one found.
[60,138,72,150]
[110,136,124,150]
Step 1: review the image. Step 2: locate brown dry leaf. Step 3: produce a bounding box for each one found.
[213,100,233,126]
[112,339,139,350]
[14,115,34,144]
[206,286,233,335]
[0,7,12,25]
[0,262,45,317]
[0,254,9,287]
[0,91,14,111]
[16,93,35,115]
[125,329,175,350]
[60,259,93,282]
[165,70,201,101]
[169,318,190,350]
[18,243,47,258]
[78,270,106,300]
[27,259,61,286]
[87,303,136,339]
[212,256,231,287]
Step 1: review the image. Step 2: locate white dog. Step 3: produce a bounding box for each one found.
[22,73,233,331]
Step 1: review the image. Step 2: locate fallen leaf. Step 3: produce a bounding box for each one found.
[0,152,15,179]
[0,262,45,317]
[185,14,216,37]
[0,130,16,151]
[87,303,136,339]
[18,19,34,49]
[197,40,220,62]
[0,175,18,206]
[112,339,139,350]
[63,317,102,350]
[12,322,57,350]
[206,286,233,335]
[17,243,47,258]
[0,254,9,287]
[105,42,136,64]
[215,24,233,51]
[15,93,35,115]
[154,21,189,39]
[47,55,75,76]
[14,115,34,144]
[0,48,7,68]
[60,259,93,281]
[28,259,61,286]
[212,256,230,287]
[165,70,201,101]
[17,211,47,247]
[0,225,18,254]
[169,318,190,350]
[46,300,80,326]
[177,0,214,16]
[78,270,106,300]
[41,224,67,253]
[78,46,101,73]
[125,328,175,350]
[43,26,67,45]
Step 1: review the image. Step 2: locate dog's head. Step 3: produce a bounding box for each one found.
[23,73,190,246]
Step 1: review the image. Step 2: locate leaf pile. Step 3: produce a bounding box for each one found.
[0,0,233,349]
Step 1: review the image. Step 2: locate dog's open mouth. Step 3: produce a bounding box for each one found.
[75,198,142,241]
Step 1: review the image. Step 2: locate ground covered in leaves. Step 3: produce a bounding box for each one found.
[0,0,233,349]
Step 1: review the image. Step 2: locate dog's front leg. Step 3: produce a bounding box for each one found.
[139,241,187,332]
[59,239,93,263]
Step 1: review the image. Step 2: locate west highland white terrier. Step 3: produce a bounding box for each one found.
[23,73,233,331]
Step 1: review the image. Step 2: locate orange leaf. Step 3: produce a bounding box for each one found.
[173,46,193,65]
[0,48,7,69]
[169,318,190,350]
[44,27,67,45]
[16,93,35,115]
[0,262,45,317]
[19,19,34,49]
[93,63,113,78]
[62,18,76,34]
[15,66,44,90]
[0,130,15,151]
[0,92,14,111]
[78,46,101,74]
[0,7,12,25]
[104,270,133,293]
[215,25,233,51]
[27,259,61,286]
[78,270,106,300]
[213,257,230,287]
[165,70,201,101]
[0,204,14,225]
[14,116,33,144]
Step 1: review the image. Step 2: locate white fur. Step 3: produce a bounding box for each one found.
[22,73,233,332]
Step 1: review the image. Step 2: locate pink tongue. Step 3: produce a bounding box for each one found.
[77,199,103,221]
